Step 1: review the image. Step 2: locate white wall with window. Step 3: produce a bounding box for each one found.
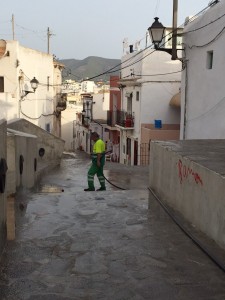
[92,92,110,120]
[180,1,224,139]
[119,47,181,165]
[0,40,59,133]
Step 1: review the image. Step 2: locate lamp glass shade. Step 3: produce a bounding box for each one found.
[148,17,165,45]
[30,77,39,91]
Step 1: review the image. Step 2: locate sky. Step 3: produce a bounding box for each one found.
[0,0,211,60]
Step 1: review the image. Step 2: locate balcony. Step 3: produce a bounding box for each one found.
[116,110,134,129]
[107,110,135,129]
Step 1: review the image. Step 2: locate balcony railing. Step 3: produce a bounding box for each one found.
[107,110,134,128]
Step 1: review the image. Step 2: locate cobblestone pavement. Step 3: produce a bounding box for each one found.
[0,151,225,300]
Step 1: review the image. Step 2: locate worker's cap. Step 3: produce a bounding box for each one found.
[91,131,99,138]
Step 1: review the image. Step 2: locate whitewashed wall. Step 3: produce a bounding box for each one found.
[0,41,55,132]
[120,48,181,165]
[180,1,225,139]
[92,92,110,120]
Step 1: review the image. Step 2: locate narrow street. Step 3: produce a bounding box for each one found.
[0,151,225,300]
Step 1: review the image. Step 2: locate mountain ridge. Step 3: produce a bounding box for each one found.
[59,56,121,82]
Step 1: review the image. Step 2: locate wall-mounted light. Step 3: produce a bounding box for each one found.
[30,77,39,92]
[19,76,39,118]
[22,77,39,97]
[148,17,177,58]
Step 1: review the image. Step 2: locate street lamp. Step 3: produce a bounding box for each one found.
[148,17,175,57]
[148,0,178,60]
[30,77,39,92]
[19,76,39,117]
[148,17,165,48]
[22,77,39,97]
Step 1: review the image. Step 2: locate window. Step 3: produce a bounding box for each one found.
[45,123,50,132]
[0,77,4,92]
[136,91,139,101]
[207,51,213,69]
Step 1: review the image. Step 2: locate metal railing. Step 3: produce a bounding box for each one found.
[107,110,134,128]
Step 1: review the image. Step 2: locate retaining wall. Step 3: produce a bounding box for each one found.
[149,140,225,250]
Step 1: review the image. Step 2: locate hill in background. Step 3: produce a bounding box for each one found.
[59,56,121,82]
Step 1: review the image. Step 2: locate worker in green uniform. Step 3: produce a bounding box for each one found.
[84,132,106,191]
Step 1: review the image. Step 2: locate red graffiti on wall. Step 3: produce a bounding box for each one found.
[177,159,203,185]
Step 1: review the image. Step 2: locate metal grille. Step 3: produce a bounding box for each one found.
[139,142,150,166]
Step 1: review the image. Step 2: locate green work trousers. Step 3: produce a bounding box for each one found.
[88,164,105,189]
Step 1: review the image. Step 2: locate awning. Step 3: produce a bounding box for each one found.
[170,92,181,108]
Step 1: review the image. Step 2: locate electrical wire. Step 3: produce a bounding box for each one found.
[101,3,221,78]
[187,96,225,122]
[184,7,225,35]
[12,3,218,88]
[21,110,56,120]
[154,0,160,17]
[21,98,53,102]
[61,6,210,82]
[132,70,182,77]
[188,25,225,48]
[81,5,211,81]
[15,23,47,42]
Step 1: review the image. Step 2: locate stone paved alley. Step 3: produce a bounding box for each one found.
[0,151,225,300]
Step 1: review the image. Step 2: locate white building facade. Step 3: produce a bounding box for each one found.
[81,80,96,93]
[180,0,224,139]
[118,48,181,165]
[0,40,64,137]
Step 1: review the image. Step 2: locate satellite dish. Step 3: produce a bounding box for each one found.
[0,40,6,58]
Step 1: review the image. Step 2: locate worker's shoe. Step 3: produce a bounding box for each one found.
[84,188,95,191]
[96,187,106,191]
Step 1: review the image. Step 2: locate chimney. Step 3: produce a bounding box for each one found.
[129,45,133,53]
